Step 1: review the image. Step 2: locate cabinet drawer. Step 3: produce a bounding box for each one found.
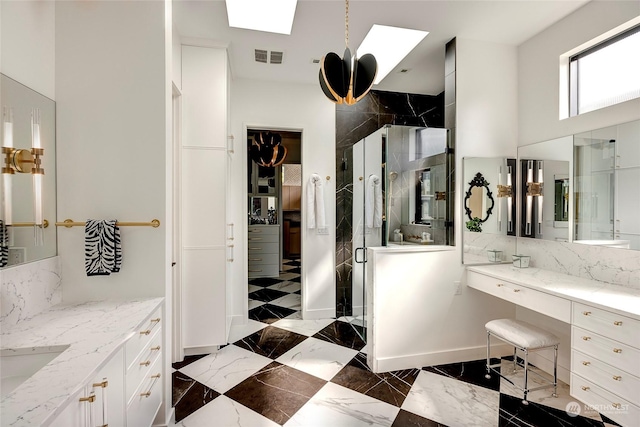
[573,303,640,349]
[248,233,279,243]
[248,242,279,254]
[125,306,162,369]
[571,373,640,427]
[248,253,279,265]
[126,355,162,427]
[572,326,640,377]
[467,271,571,322]
[572,349,640,404]
[126,327,162,401]
[248,264,279,278]
[248,226,279,235]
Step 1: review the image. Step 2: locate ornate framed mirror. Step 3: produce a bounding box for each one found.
[464,172,495,222]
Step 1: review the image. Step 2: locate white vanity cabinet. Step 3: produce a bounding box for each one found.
[49,347,125,427]
[570,303,640,427]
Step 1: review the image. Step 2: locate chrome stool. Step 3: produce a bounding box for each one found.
[485,318,559,404]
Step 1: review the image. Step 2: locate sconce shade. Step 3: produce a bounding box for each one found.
[319,47,377,105]
[250,131,287,167]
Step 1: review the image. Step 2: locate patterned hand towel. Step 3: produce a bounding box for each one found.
[0,220,8,268]
[85,219,122,276]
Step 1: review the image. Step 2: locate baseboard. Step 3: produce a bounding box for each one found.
[153,407,174,427]
[302,307,335,320]
[528,352,570,385]
[230,314,245,327]
[184,345,218,356]
[370,343,514,373]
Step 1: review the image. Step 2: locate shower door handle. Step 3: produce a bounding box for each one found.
[355,247,367,264]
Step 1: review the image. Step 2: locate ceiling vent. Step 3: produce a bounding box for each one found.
[254,49,284,64]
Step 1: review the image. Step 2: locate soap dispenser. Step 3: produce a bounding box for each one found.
[393,229,403,243]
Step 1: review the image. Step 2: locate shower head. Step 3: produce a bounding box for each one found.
[389,171,398,182]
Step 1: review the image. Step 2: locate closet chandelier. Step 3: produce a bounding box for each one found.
[319,0,377,105]
[250,131,288,167]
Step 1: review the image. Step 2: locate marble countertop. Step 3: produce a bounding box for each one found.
[0,297,164,427]
[370,245,456,254]
[467,264,640,320]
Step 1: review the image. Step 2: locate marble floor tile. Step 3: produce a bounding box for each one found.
[337,315,367,328]
[332,353,420,407]
[276,337,358,381]
[401,370,500,427]
[248,284,263,293]
[267,280,301,293]
[290,276,301,283]
[249,303,297,324]
[249,288,290,302]
[278,272,301,281]
[172,371,197,406]
[601,414,623,427]
[171,395,280,427]
[284,310,303,320]
[234,325,308,359]
[173,379,219,422]
[179,344,272,393]
[498,393,604,427]
[270,293,302,310]
[313,321,366,351]
[248,299,266,310]
[284,382,400,427]
[225,361,327,425]
[249,277,282,287]
[172,354,209,370]
[227,319,268,343]
[423,358,502,392]
[391,409,446,427]
[272,317,335,337]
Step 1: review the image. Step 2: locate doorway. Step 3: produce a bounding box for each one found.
[246,129,303,322]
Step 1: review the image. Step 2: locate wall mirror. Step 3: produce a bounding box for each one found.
[574,119,640,250]
[249,196,277,224]
[462,157,517,265]
[1,74,57,268]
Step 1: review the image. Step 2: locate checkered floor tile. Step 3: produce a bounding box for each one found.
[170,260,620,427]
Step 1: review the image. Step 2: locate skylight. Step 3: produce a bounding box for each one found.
[357,25,429,84]
[225,0,297,35]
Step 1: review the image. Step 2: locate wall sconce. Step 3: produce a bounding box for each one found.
[497,165,513,232]
[32,108,45,245]
[525,160,544,235]
[2,107,14,232]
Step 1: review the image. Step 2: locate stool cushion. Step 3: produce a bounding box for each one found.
[486,319,560,349]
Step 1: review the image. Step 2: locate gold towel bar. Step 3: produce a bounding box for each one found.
[9,220,49,228]
[55,219,160,228]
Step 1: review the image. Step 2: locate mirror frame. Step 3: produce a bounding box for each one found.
[464,172,495,223]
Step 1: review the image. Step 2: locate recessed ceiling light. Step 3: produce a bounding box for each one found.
[225,0,298,35]
[357,24,428,84]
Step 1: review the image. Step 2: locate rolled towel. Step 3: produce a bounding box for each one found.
[85,219,122,276]
[306,174,326,229]
[0,220,8,267]
[366,175,382,228]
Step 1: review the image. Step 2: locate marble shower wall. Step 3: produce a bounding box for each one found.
[1,256,62,326]
[335,90,444,316]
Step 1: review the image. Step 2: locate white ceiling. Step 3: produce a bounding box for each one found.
[173,0,590,95]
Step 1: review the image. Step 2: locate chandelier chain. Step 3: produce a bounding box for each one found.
[345,0,349,48]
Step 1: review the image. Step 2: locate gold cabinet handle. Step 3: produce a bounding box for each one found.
[248,247,262,250]
[92,380,108,388]
[583,311,591,316]
[140,373,161,398]
[582,336,591,341]
[613,348,622,353]
[613,375,622,381]
[79,394,96,403]
[496,283,504,287]
[150,318,161,323]
[582,361,590,366]
[140,360,151,367]
[150,345,161,351]
[613,321,623,326]
[249,258,262,261]
[249,237,263,241]
[612,403,621,409]
[513,289,520,293]
[140,330,151,335]
[250,229,262,233]
[581,386,590,391]
[249,269,263,272]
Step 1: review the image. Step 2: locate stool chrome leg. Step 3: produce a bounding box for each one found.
[552,345,558,398]
[522,349,529,405]
[485,331,491,380]
[513,346,517,373]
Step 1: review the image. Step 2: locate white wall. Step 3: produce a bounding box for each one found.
[172,22,183,91]
[230,79,336,320]
[518,1,640,146]
[0,0,55,99]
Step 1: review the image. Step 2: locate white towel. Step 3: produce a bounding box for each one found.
[306,174,326,229]
[366,174,383,228]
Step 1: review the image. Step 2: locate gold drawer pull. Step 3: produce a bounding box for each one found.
[79,394,96,403]
[249,269,263,272]
[140,373,161,398]
[613,375,622,381]
[613,348,622,353]
[582,336,591,341]
[513,289,520,293]
[140,391,151,398]
[140,330,151,335]
[581,386,590,391]
[140,360,151,367]
[92,380,108,388]
[249,237,263,241]
[150,318,161,323]
[613,321,623,326]
[496,283,504,287]
[150,345,161,351]
[583,311,591,316]
[249,258,262,261]
[582,361,590,366]
[250,229,262,233]
[248,247,262,250]
[151,373,161,379]
[612,403,621,409]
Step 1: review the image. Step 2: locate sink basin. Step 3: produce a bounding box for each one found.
[1,345,69,399]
